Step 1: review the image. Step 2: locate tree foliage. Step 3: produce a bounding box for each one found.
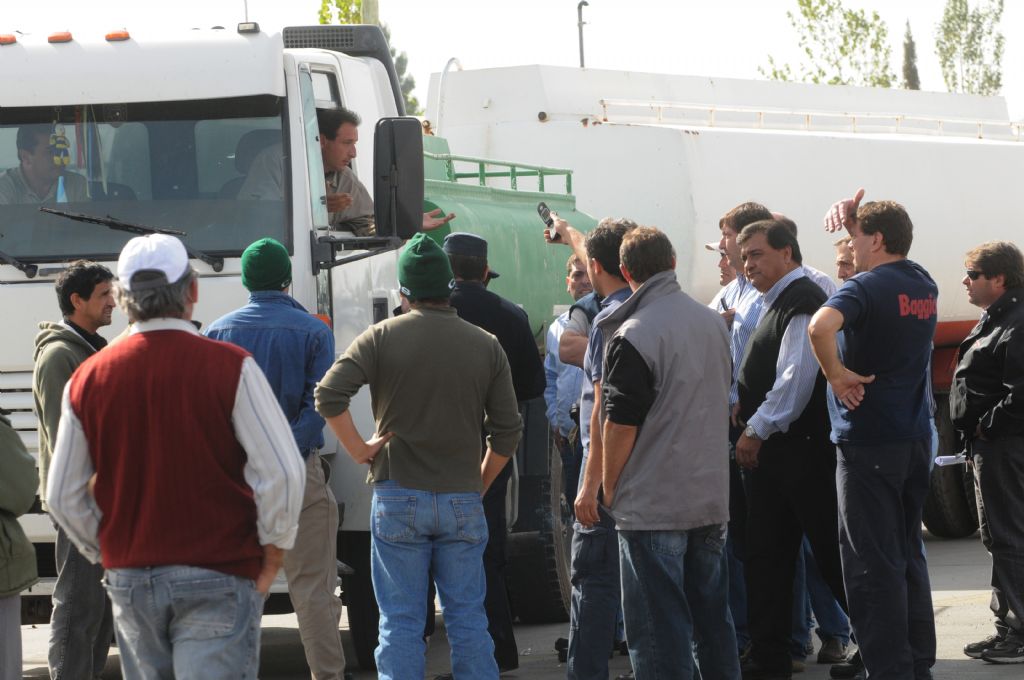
[317,0,422,114]
[902,21,921,90]
[935,0,1004,96]
[761,0,896,88]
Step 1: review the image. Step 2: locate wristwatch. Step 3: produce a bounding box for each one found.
[743,424,760,440]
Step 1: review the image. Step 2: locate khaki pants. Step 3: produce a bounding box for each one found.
[283,453,346,679]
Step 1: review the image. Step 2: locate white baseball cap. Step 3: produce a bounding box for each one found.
[117,234,190,291]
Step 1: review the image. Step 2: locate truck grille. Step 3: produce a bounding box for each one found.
[0,371,38,457]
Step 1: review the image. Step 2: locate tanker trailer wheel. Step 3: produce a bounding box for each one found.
[337,531,378,670]
[922,400,979,539]
[505,436,572,623]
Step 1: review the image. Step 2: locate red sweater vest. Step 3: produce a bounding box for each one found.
[69,329,263,580]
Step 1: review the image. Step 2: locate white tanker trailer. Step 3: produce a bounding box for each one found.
[428,64,1024,538]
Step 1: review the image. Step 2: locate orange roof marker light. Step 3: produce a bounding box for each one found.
[0,34,17,45]
[48,32,73,43]
[106,30,131,41]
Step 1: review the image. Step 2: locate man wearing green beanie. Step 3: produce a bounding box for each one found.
[315,232,523,680]
[207,238,350,680]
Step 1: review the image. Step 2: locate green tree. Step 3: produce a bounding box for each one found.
[935,0,1004,96]
[761,0,896,88]
[903,21,921,90]
[317,0,422,114]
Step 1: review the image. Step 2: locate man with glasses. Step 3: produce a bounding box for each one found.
[950,241,1024,664]
[811,190,938,680]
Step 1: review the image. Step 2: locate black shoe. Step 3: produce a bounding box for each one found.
[980,634,1024,664]
[555,636,569,662]
[740,656,792,680]
[964,632,1004,659]
[829,649,863,679]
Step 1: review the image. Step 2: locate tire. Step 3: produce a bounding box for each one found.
[922,399,980,539]
[337,531,378,670]
[505,437,572,623]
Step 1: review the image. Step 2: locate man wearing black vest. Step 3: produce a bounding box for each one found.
[734,221,847,680]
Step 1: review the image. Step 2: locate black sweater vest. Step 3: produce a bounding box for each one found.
[737,276,830,444]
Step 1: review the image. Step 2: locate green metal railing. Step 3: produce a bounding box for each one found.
[424,151,573,194]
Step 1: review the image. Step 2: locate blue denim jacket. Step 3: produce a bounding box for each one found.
[206,291,336,456]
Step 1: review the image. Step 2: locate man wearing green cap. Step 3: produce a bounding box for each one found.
[206,238,348,680]
[316,233,523,680]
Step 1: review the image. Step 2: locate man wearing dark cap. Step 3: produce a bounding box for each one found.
[316,233,522,680]
[206,238,347,680]
[442,231,545,672]
[47,234,304,679]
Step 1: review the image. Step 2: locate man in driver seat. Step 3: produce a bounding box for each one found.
[0,124,88,204]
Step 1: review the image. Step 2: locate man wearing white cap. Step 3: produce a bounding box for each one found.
[46,234,305,680]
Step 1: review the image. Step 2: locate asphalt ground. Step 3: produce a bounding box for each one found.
[20,532,1019,679]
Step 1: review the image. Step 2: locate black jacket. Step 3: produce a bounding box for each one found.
[950,287,1024,439]
[450,281,546,402]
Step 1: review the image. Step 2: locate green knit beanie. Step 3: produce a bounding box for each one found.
[241,238,292,291]
[399,234,453,300]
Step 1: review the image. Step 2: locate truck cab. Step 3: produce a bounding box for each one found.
[1,21,415,629]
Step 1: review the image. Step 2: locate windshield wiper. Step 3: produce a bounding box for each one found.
[39,207,225,272]
[0,245,38,279]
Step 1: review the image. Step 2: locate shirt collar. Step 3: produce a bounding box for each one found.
[248,290,305,309]
[762,267,807,307]
[601,285,631,307]
[130,318,200,335]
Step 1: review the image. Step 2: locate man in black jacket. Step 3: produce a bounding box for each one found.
[442,232,546,673]
[951,240,1024,664]
[734,220,847,680]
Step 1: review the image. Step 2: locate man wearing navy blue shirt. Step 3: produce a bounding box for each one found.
[810,194,938,680]
[206,238,345,680]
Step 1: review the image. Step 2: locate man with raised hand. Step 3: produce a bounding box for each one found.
[811,190,938,680]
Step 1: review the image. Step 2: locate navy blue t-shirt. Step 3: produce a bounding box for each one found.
[823,259,937,444]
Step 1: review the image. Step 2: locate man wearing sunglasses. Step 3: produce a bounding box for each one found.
[950,241,1024,664]
[810,191,938,680]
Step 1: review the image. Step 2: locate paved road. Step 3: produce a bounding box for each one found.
[20,532,1018,679]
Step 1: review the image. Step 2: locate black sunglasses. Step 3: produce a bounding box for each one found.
[966,270,986,280]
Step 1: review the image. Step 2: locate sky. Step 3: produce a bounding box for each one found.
[5,0,1023,118]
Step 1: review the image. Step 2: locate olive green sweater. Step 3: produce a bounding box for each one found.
[1,412,39,597]
[315,306,522,493]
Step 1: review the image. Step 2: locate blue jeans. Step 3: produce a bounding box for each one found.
[371,482,497,680]
[568,507,620,680]
[104,566,263,680]
[619,524,740,680]
[803,537,851,645]
[49,522,114,679]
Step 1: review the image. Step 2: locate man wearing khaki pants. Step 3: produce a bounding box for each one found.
[207,237,348,679]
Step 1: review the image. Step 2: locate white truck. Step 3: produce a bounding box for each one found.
[427,64,1024,540]
[1,21,426,666]
[3,24,601,670]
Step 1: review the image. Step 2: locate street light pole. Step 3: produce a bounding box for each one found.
[577,1,589,68]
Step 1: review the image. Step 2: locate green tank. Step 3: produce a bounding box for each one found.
[419,135,597,624]
[421,135,598,344]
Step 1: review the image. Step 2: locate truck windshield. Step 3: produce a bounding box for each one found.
[0,96,288,261]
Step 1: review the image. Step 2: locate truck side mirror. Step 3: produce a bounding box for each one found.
[373,117,424,240]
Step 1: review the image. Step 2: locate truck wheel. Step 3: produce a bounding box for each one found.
[338,531,378,670]
[922,400,979,539]
[506,438,572,623]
